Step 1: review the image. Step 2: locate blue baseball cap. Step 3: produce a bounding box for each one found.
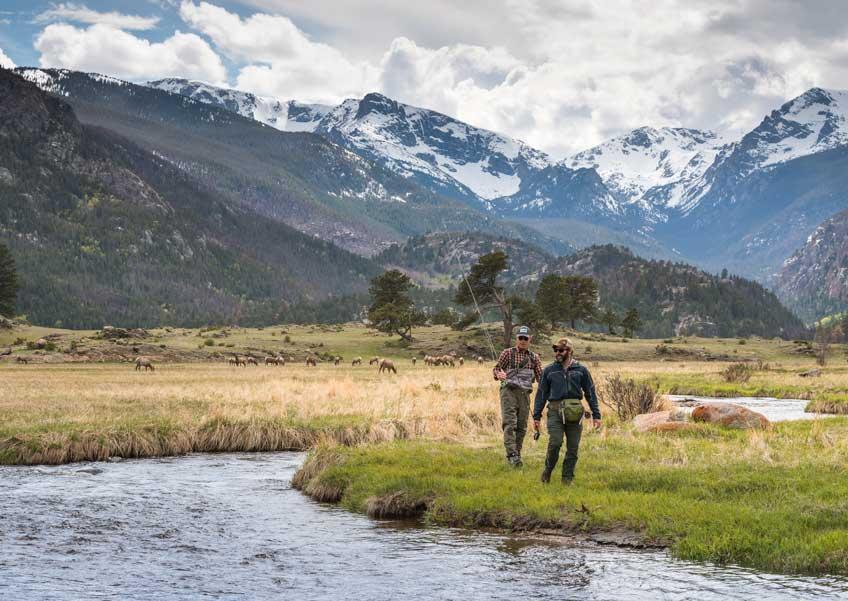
[517,326,531,337]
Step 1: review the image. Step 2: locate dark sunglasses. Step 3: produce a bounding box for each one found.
[552,346,569,353]
[517,336,529,341]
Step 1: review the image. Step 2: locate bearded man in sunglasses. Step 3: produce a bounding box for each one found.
[533,337,601,484]
[493,325,543,467]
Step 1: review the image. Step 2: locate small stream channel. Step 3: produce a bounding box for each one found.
[2,450,847,600]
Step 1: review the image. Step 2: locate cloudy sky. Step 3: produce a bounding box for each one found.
[2,0,848,157]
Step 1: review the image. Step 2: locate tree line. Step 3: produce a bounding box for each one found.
[368,250,640,344]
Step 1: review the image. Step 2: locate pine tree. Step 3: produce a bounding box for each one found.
[561,275,599,329]
[600,307,619,334]
[454,251,516,347]
[367,270,425,341]
[621,308,642,338]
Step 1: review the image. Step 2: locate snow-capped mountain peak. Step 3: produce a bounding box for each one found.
[565,126,729,214]
[735,87,848,175]
[147,78,332,133]
[315,91,552,201]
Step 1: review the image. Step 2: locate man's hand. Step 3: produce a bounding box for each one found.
[533,419,541,431]
[495,369,507,381]
[592,419,602,430]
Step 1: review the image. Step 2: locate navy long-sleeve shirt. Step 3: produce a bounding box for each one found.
[533,360,600,421]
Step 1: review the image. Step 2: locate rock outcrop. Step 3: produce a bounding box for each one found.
[691,403,770,429]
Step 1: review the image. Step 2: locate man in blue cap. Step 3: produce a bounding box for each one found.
[493,325,543,467]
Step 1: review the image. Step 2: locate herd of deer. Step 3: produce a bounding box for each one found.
[130,352,487,373]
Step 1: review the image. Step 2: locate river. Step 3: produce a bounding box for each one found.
[2,452,847,600]
[666,395,834,422]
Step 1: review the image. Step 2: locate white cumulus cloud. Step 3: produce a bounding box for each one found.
[35,23,227,84]
[35,2,161,31]
[0,46,15,69]
[28,0,848,157]
[179,1,376,103]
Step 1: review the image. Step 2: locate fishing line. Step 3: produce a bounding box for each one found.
[462,272,497,361]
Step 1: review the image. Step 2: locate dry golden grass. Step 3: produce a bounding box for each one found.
[0,362,507,463]
[2,348,847,464]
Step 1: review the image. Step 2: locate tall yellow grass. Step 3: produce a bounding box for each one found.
[2,359,842,464]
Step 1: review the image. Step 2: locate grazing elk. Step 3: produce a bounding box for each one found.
[265,357,280,366]
[228,356,245,366]
[334,356,341,366]
[369,356,380,366]
[412,357,417,366]
[477,356,485,365]
[135,357,155,371]
[306,356,317,367]
[16,356,29,364]
[436,355,455,367]
[458,357,465,366]
[351,357,362,366]
[246,356,259,366]
[378,359,397,374]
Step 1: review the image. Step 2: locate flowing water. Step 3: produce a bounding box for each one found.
[667,395,836,422]
[2,452,847,600]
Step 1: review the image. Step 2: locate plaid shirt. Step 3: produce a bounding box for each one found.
[492,347,543,383]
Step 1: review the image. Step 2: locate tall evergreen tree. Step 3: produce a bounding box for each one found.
[600,307,619,334]
[0,243,18,318]
[454,251,517,347]
[621,308,642,338]
[561,275,599,329]
[536,274,569,327]
[367,270,425,341]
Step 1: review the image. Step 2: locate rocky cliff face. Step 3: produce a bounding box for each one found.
[775,209,848,322]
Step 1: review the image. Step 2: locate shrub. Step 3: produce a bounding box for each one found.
[721,362,754,383]
[284,335,292,344]
[603,374,664,421]
[203,338,215,347]
[738,339,747,345]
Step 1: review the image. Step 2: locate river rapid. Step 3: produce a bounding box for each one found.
[2,452,847,600]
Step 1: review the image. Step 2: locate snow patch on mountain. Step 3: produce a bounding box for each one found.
[147,78,332,133]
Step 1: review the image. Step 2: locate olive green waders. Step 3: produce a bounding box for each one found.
[500,384,530,461]
[543,400,583,482]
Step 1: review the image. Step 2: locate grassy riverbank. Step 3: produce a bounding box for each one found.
[295,419,848,576]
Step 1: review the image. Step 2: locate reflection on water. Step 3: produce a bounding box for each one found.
[2,453,847,600]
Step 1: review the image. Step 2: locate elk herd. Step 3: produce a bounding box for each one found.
[130,351,487,373]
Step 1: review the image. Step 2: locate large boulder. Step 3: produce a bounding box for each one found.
[632,409,689,433]
[691,403,770,429]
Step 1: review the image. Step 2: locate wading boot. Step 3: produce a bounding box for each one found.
[540,468,552,483]
[561,477,573,486]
